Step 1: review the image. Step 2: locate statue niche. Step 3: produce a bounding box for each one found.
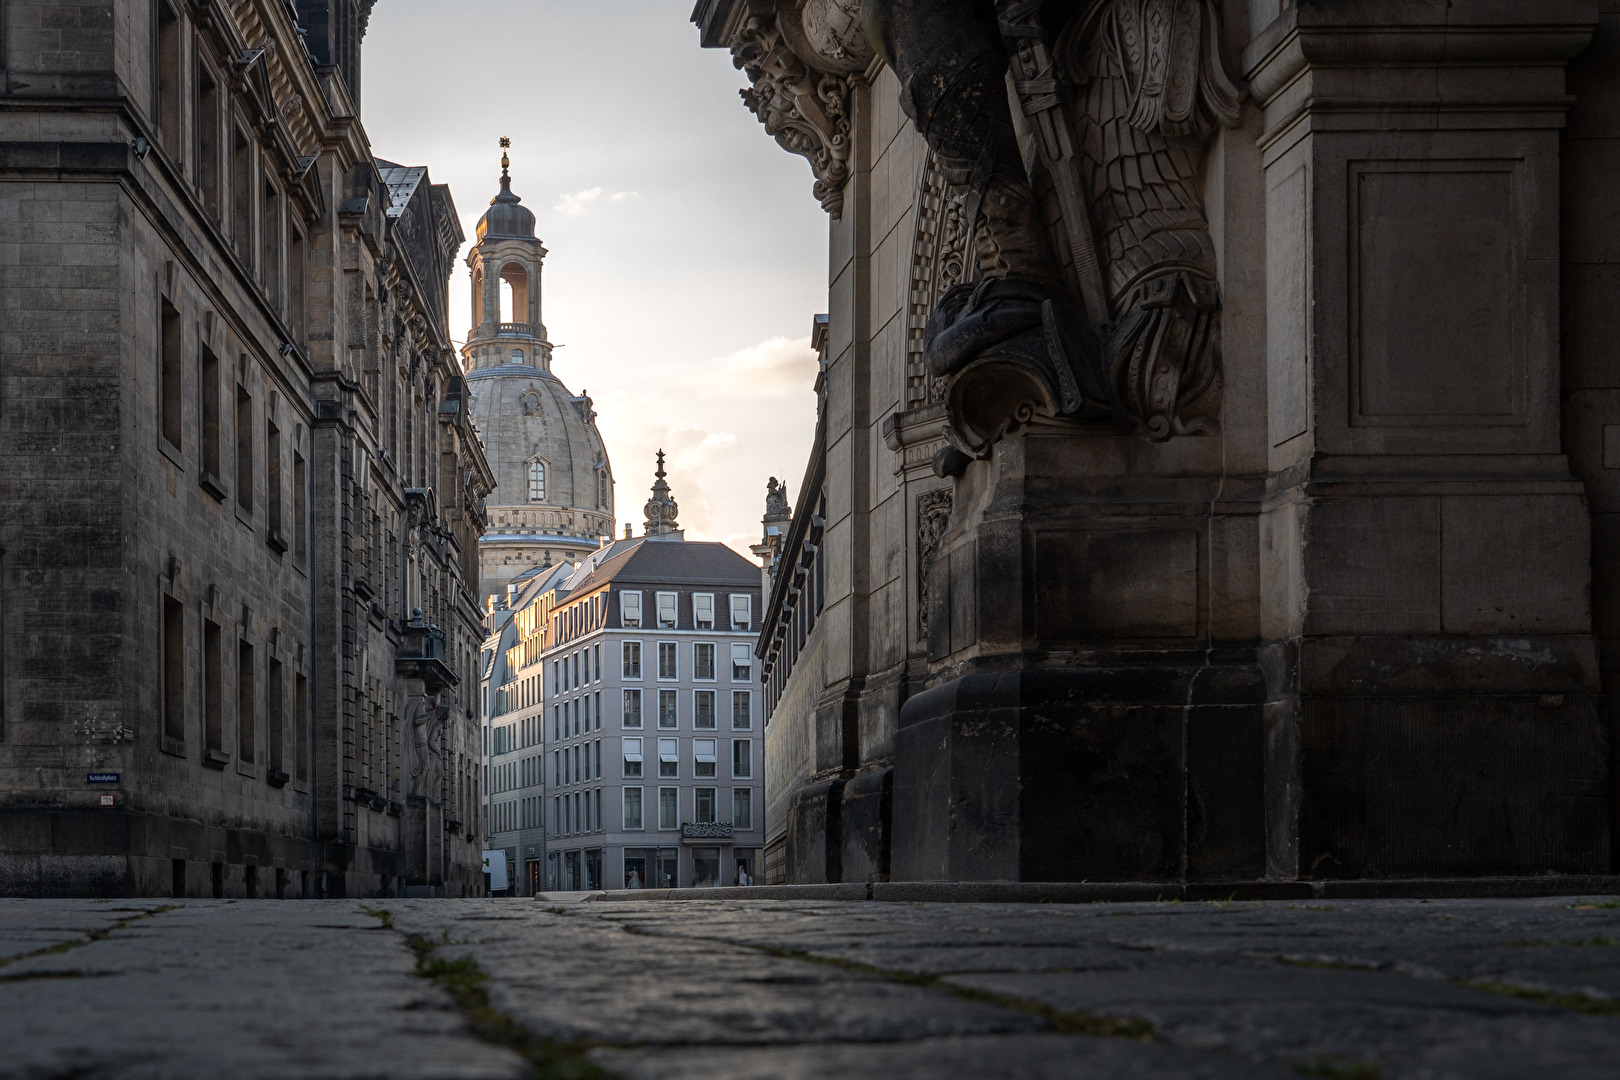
[869,0,1242,471]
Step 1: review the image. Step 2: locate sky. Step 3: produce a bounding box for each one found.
[361,1,828,555]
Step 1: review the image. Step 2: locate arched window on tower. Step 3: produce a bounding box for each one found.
[597,467,609,509]
[528,460,546,502]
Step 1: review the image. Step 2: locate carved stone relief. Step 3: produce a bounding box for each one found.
[869,0,1243,467]
[724,1,874,216]
[915,488,953,637]
[906,150,974,410]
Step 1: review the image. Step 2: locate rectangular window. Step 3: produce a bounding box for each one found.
[620,590,642,627]
[658,787,678,830]
[733,787,753,831]
[293,452,306,560]
[730,593,752,630]
[623,736,643,777]
[261,174,281,305]
[288,226,305,342]
[694,787,716,824]
[656,591,677,629]
[196,59,220,217]
[693,593,714,629]
[583,693,592,729]
[156,2,181,153]
[694,738,717,779]
[237,640,255,764]
[594,691,601,731]
[266,420,283,546]
[268,657,284,774]
[623,787,643,830]
[595,739,602,777]
[594,644,601,682]
[732,691,752,731]
[572,745,580,784]
[294,671,308,781]
[731,643,752,682]
[235,383,253,513]
[622,689,642,728]
[582,647,590,684]
[572,698,580,736]
[622,641,641,679]
[658,738,678,779]
[658,642,677,680]
[553,661,559,694]
[658,690,677,730]
[162,596,185,743]
[693,643,715,681]
[199,344,221,483]
[232,124,252,261]
[733,739,751,778]
[160,297,183,451]
[694,691,716,730]
[573,653,580,687]
[583,741,591,781]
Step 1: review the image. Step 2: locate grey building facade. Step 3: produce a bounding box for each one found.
[484,462,767,892]
[0,0,492,898]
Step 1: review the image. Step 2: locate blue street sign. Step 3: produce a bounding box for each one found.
[87,773,120,784]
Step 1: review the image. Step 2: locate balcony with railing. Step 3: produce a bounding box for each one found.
[680,822,734,842]
[495,322,540,338]
[395,610,457,692]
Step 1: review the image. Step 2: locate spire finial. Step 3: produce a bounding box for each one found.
[499,135,510,176]
[644,451,679,536]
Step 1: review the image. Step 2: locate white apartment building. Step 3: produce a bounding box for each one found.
[482,459,764,893]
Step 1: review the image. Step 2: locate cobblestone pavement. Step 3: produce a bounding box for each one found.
[3,894,1620,1078]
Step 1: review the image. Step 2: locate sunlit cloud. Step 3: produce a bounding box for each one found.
[553,186,641,215]
[713,335,818,397]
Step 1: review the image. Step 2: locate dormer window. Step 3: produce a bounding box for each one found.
[527,460,546,501]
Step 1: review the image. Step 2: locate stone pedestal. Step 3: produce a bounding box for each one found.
[1249,0,1610,878]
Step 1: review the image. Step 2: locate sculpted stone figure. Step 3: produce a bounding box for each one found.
[862,0,1241,464]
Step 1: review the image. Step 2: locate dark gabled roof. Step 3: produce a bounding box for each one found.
[563,539,758,599]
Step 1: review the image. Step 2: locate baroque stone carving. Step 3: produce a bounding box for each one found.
[870,0,1242,468]
[906,150,974,410]
[915,488,953,637]
[726,1,871,216]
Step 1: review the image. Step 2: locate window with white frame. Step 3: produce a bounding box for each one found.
[733,787,753,830]
[527,460,546,501]
[694,787,716,824]
[553,750,560,785]
[623,689,642,728]
[656,591,678,628]
[623,787,643,829]
[694,738,717,779]
[693,593,714,629]
[657,642,677,680]
[730,593,751,630]
[658,689,678,729]
[693,642,715,680]
[620,590,642,627]
[658,787,678,830]
[731,643,752,682]
[733,738,751,778]
[694,691,716,730]
[623,641,641,679]
[658,737,678,778]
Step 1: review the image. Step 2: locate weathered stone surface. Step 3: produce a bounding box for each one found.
[2,896,1620,1077]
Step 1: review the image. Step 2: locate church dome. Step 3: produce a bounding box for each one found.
[476,172,535,239]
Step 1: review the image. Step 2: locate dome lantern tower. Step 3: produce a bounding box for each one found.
[465,138,615,604]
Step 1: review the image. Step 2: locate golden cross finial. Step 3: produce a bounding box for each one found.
[499,136,510,173]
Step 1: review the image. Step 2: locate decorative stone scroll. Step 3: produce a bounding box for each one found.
[724,0,874,216]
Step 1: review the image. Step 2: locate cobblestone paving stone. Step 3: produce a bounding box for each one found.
[0,895,1618,1078]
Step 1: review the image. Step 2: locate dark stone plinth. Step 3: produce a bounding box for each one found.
[892,659,1267,882]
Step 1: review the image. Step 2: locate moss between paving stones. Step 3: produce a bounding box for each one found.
[362,909,612,1080]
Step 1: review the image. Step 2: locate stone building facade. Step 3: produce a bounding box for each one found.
[0,0,492,898]
[705,0,1620,885]
[464,155,615,605]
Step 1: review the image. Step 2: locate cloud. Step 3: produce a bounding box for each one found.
[553,187,641,216]
[712,335,818,397]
